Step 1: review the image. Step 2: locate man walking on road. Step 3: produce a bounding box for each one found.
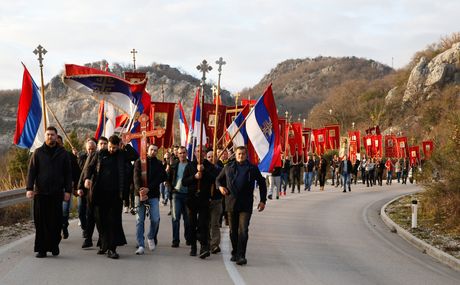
[216,146,267,266]
[26,126,72,258]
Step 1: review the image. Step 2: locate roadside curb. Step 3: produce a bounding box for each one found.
[381,194,460,272]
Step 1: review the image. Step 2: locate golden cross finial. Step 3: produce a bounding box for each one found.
[234,92,240,106]
[131,48,138,71]
[33,45,47,67]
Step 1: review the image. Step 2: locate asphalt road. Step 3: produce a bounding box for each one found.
[0,182,459,285]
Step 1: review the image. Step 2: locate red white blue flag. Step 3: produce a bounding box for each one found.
[227,104,250,147]
[187,89,207,160]
[13,64,46,151]
[246,84,281,172]
[178,101,189,147]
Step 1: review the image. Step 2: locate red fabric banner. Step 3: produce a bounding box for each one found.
[241,99,256,106]
[384,134,398,158]
[302,127,312,157]
[363,135,373,157]
[408,145,420,166]
[325,124,340,150]
[348,130,360,163]
[365,125,380,135]
[313,128,327,155]
[225,105,245,129]
[396,136,408,158]
[288,122,303,163]
[372,134,383,158]
[203,103,227,150]
[278,118,287,152]
[150,102,176,148]
[422,140,434,159]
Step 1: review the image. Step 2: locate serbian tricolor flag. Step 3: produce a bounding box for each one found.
[13,64,46,151]
[325,124,340,150]
[422,140,434,159]
[227,104,250,147]
[187,89,207,160]
[94,100,116,140]
[246,84,281,172]
[409,145,420,166]
[178,101,189,147]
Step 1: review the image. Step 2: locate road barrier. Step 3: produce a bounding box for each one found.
[0,188,28,209]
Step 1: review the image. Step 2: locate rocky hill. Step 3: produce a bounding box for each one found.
[240,56,393,118]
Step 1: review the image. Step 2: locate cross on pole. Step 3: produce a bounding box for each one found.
[131,48,138,71]
[122,113,165,190]
[212,57,226,163]
[33,44,48,130]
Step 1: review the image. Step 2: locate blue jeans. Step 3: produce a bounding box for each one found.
[303,172,307,189]
[171,192,190,244]
[387,171,393,185]
[136,197,160,248]
[160,182,170,205]
[305,172,313,191]
[342,173,350,191]
[62,198,72,228]
[281,173,289,193]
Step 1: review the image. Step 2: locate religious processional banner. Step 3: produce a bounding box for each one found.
[278,118,287,152]
[313,128,327,155]
[325,124,340,150]
[288,122,303,162]
[363,135,373,157]
[203,103,227,149]
[396,136,408,158]
[422,140,434,159]
[348,130,360,163]
[408,145,420,166]
[372,134,383,158]
[150,102,176,148]
[384,134,398,158]
[302,127,312,158]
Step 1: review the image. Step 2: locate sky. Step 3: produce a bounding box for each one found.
[1,0,459,93]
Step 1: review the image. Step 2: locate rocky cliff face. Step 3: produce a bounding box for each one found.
[403,42,460,104]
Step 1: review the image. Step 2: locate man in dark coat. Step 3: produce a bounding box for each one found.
[182,147,217,259]
[216,146,267,266]
[133,144,167,254]
[339,154,353,192]
[82,135,138,259]
[26,126,72,258]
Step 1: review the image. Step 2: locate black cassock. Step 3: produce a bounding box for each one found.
[33,194,63,253]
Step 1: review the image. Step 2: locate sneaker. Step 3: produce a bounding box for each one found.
[199,247,210,259]
[147,239,156,251]
[35,252,46,258]
[135,246,145,255]
[123,206,129,213]
[211,246,221,254]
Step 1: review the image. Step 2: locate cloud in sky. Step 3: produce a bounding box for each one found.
[0,0,459,93]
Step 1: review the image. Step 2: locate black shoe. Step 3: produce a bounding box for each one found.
[190,247,197,256]
[199,247,210,259]
[97,249,107,255]
[236,257,247,265]
[36,252,46,258]
[343,190,346,192]
[51,247,59,256]
[348,187,351,192]
[171,241,179,248]
[62,227,69,239]
[268,194,272,200]
[186,240,191,246]
[230,255,238,262]
[167,211,171,216]
[291,191,294,193]
[107,250,119,259]
[82,239,93,248]
[211,246,221,254]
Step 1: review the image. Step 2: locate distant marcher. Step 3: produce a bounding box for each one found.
[304,155,315,191]
[317,155,327,191]
[339,154,352,192]
[26,126,72,258]
[385,158,394,185]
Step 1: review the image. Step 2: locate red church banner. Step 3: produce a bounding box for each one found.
[150,102,176,148]
[408,145,420,166]
[325,124,340,150]
[203,103,227,149]
[384,134,398,158]
[348,130,360,163]
[288,122,303,162]
[313,128,327,155]
[372,134,383,158]
[363,135,373,157]
[278,118,287,152]
[302,127,312,158]
[396,136,408,158]
[422,140,434,159]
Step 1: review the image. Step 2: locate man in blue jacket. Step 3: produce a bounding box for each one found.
[216,146,267,266]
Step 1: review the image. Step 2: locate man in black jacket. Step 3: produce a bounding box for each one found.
[216,146,267,266]
[182,147,217,259]
[82,135,138,259]
[26,126,72,258]
[339,154,353,192]
[133,144,167,255]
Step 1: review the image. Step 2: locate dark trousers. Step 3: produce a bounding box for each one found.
[319,171,326,187]
[84,199,96,241]
[291,169,301,192]
[188,202,210,249]
[34,194,62,253]
[228,211,251,259]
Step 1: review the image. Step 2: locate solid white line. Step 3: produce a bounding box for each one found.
[221,227,247,285]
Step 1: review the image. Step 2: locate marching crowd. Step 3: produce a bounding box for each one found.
[25,126,266,266]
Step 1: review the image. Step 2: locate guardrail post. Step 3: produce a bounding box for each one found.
[411,199,418,229]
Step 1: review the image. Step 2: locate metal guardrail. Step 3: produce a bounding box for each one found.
[0,188,28,209]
